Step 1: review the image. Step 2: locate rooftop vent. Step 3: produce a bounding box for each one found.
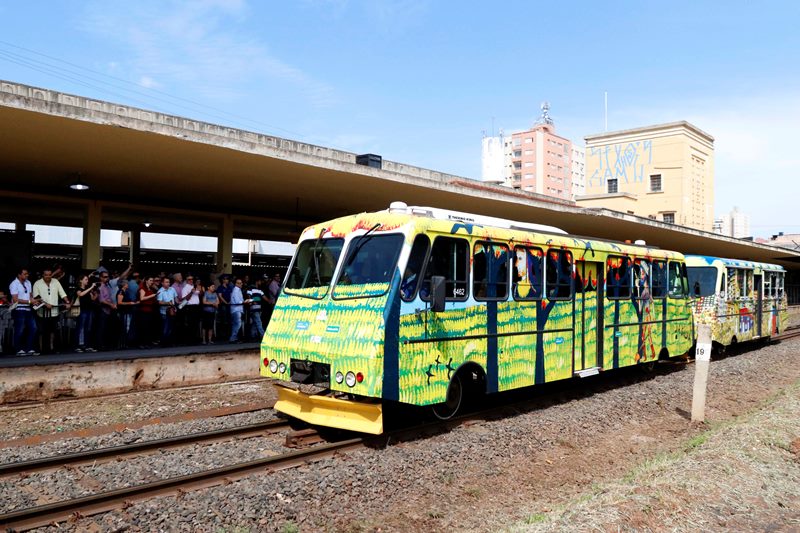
[356,153,382,169]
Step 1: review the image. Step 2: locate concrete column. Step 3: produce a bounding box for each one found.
[82,202,102,270]
[129,230,141,265]
[216,214,234,274]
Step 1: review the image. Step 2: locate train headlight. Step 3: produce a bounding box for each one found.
[345,371,356,387]
[335,371,344,384]
[278,362,286,374]
[269,359,278,373]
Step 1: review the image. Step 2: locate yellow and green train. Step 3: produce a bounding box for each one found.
[260,203,695,434]
[686,255,788,350]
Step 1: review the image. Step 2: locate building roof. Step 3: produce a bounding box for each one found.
[585,120,714,144]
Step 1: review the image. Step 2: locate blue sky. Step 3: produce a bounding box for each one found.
[1,0,798,237]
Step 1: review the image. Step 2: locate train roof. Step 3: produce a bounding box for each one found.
[685,255,786,272]
[300,203,686,261]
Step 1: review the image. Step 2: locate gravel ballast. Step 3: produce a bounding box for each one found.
[4,338,798,532]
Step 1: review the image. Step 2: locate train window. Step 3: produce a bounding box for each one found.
[546,249,573,300]
[513,246,543,301]
[334,234,405,299]
[668,261,689,298]
[736,269,749,298]
[765,273,773,299]
[473,242,510,301]
[420,237,469,301]
[778,273,785,298]
[400,234,430,301]
[285,237,345,299]
[607,256,632,299]
[651,260,667,299]
[632,259,652,300]
[686,267,717,297]
[720,273,727,299]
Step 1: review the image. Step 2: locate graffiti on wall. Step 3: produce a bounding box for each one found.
[588,140,652,187]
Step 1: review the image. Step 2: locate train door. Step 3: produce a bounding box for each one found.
[753,273,763,337]
[574,261,603,373]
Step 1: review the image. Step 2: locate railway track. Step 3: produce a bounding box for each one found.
[0,435,364,531]
[0,419,290,478]
[774,325,800,342]
[1,332,798,531]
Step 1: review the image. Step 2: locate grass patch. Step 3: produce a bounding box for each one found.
[279,522,299,533]
[464,487,482,498]
[524,513,547,524]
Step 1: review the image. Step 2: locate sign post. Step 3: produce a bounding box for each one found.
[691,324,712,423]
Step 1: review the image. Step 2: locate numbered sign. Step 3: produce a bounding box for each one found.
[695,342,711,362]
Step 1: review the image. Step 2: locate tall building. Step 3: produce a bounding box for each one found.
[480,132,506,185]
[714,206,751,238]
[576,121,715,231]
[480,103,574,201]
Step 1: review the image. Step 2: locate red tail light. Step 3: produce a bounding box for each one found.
[356,372,364,383]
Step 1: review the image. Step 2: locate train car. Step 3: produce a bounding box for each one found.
[686,255,788,350]
[260,202,695,434]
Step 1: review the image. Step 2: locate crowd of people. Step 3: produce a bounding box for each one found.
[0,264,283,356]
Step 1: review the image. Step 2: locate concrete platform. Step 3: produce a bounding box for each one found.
[0,343,262,404]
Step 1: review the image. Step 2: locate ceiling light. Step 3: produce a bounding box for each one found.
[143,220,151,228]
[69,179,89,191]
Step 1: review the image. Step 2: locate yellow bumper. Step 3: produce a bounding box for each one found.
[274,386,384,435]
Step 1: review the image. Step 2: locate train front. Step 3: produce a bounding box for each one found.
[260,213,413,434]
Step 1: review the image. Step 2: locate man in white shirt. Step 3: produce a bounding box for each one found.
[229,278,245,343]
[32,268,70,354]
[9,268,39,355]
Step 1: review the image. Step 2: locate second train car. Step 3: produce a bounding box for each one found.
[686,255,788,350]
[261,202,695,434]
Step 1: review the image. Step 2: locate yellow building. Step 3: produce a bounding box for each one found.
[576,121,714,231]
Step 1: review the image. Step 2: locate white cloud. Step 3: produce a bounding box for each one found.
[138,75,160,89]
[80,0,336,108]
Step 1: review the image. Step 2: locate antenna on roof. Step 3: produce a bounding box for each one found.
[538,101,554,126]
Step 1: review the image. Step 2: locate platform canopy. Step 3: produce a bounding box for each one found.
[1,80,799,269]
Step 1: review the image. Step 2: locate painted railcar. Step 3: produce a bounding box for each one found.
[260,203,695,434]
[686,255,788,349]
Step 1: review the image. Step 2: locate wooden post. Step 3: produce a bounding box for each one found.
[691,324,712,423]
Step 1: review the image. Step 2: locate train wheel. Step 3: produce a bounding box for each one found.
[431,374,463,420]
[640,360,657,373]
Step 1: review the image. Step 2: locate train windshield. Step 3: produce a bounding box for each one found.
[687,266,717,297]
[333,234,404,299]
[284,238,345,299]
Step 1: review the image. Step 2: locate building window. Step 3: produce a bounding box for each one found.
[513,150,522,158]
[513,162,522,170]
[607,178,618,194]
[524,138,533,143]
[513,173,521,181]
[524,162,533,167]
[663,213,675,224]
[524,149,533,155]
[650,174,662,192]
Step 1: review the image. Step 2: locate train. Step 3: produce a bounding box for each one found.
[260,202,705,434]
[686,256,788,351]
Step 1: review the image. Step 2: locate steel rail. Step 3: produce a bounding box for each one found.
[0,437,364,532]
[2,330,798,530]
[0,419,290,478]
